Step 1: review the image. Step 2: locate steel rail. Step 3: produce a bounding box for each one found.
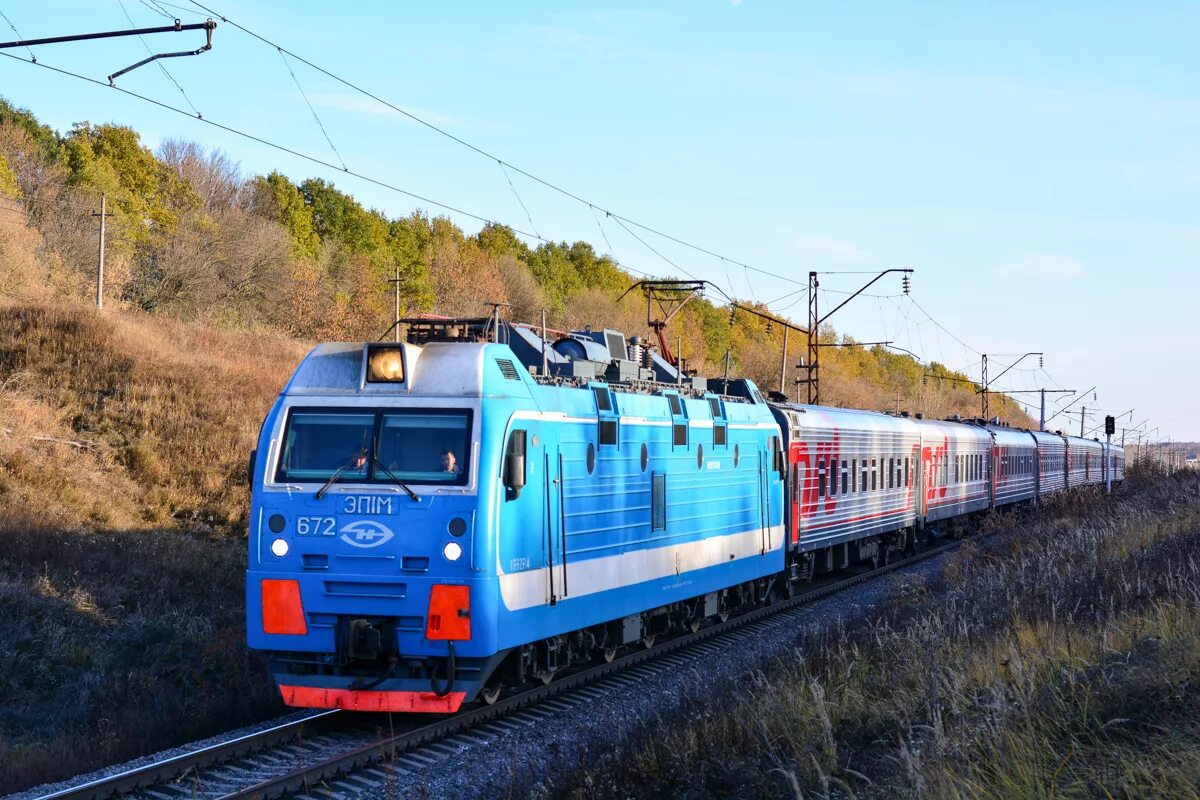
[31,711,341,800]
[33,534,973,800]
[216,536,967,799]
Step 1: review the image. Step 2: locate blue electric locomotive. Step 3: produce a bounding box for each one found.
[247,317,1123,712]
[247,320,784,711]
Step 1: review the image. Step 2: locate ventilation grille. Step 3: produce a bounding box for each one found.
[496,358,520,381]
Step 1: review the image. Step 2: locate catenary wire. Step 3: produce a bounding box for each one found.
[182,0,806,288]
[499,161,540,240]
[115,0,202,116]
[276,47,347,171]
[0,5,36,61]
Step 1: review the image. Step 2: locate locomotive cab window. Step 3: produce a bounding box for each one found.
[276,407,472,486]
[277,412,374,482]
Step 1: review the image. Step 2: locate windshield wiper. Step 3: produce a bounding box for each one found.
[315,453,363,499]
[374,456,421,502]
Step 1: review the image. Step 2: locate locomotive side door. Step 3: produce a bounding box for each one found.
[543,444,568,605]
[757,444,772,554]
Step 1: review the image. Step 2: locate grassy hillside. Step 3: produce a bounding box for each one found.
[0,301,303,790]
[0,299,305,533]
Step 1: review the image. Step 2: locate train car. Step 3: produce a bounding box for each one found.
[772,405,921,568]
[1112,443,1126,483]
[1030,430,1067,497]
[1066,436,1107,486]
[1066,435,1091,488]
[247,324,784,711]
[247,318,1127,715]
[915,418,993,523]
[986,425,1039,506]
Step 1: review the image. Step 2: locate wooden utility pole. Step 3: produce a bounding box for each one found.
[91,194,113,309]
[392,263,401,342]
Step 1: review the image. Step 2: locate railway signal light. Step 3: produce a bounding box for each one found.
[1105,415,1116,435]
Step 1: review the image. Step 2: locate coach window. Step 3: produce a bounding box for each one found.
[871,459,877,490]
[841,460,848,494]
[818,458,826,497]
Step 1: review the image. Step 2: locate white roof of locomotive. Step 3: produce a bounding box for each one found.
[282,341,491,397]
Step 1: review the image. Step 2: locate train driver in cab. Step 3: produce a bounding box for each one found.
[440,448,462,475]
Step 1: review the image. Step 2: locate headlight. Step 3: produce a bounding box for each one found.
[442,541,462,561]
[271,538,290,557]
[365,345,405,383]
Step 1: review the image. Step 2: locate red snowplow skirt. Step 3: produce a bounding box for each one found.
[280,685,466,713]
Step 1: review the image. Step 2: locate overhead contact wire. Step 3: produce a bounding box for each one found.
[0,6,36,61]
[183,0,805,287]
[499,161,540,240]
[0,50,687,289]
[0,50,543,239]
[277,47,347,171]
[116,0,202,117]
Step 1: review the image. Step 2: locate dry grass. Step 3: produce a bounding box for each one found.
[0,519,281,791]
[0,299,306,792]
[552,467,1200,800]
[0,298,306,532]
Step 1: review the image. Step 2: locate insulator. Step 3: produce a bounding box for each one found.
[1038,355,1044,369]
[766,319,773,335]
[902,274,911,294]
[728,308,736,327]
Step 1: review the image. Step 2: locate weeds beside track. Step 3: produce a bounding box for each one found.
[552,467,1200,800]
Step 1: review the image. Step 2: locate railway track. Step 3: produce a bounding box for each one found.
[32,535,967,800]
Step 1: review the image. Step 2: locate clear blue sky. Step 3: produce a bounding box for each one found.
[2,1,1196,440]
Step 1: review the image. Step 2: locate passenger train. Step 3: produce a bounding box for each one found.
[246,319,1124,712]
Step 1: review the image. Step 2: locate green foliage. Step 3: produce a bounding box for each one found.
[0,97,61,162]
[254,171,320,259]
[0,153,20,199]
[62,123,200,245]
[475,221,529,261]
[526,241,586,318]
